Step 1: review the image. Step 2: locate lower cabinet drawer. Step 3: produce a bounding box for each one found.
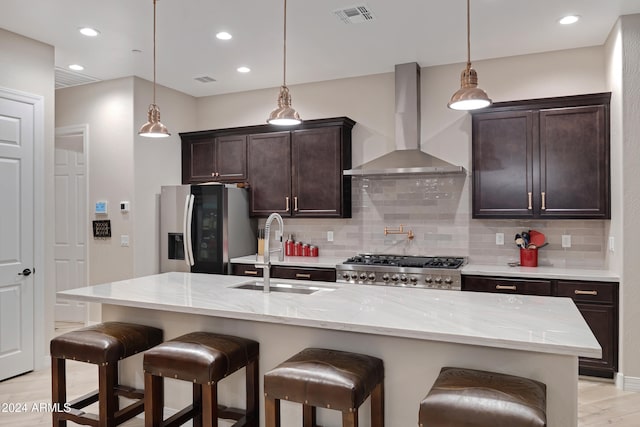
[556,280,616,304]
[462,276,552,296]
[231,264,263,278]
[271,266,336,282]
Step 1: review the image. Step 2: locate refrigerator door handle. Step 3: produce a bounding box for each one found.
[184,194,195,267]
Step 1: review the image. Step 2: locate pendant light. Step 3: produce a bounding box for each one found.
[139,0,170,137]
[448,0,492,111]
[267,0,301,126]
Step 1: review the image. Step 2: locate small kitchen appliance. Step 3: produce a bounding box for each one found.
[160,184,256,274]
[336,254,466,290]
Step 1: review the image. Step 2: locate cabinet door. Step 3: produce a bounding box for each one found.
[462,275,552,296]
[292,127,343,217]
[574,303,617,378]
[539,105,610,218]
[472,111,536,218]
[183,137,216,183]
[248,132,292,216]
[216,135,247,182]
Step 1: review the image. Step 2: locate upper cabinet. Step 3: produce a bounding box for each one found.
[181,134,247,184]
[471,93,610,219]
[181,117,355,218]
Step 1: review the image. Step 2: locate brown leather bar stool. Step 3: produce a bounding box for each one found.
[264,348,384,427]
[143,331,259,427]
[419,367,547,427]
[50,321,163,427]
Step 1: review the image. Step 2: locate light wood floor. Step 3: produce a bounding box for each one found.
[1,323,639,426]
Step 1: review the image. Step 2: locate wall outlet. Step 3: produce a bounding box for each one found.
[495,233,504,245]
[561,234,571,248]
[120,235,129,247]
[327,231,334,242]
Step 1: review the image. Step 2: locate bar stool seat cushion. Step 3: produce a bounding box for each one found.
[419,367,546,427]
[264,347,384,412]
[50,321,163,364]
[143,331,259,384]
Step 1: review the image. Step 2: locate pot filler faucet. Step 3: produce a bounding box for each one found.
[255,212,284,293]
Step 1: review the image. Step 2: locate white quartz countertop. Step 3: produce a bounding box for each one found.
[231,254,343,269]
[59,272,600,358]
[462,264,619,281]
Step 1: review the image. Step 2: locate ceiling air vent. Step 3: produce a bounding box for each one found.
[334,4,375,24]
[194,76,216,83]
[55,67,100,89]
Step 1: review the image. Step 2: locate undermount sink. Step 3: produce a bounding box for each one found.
[232,281,336,295]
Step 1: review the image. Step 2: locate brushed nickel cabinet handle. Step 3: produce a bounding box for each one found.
[296,273,311,279]
[575,290,598,296]
[541,192,546,210]
[496,285,517,291]
[528,192,532,210]
[211,172,216,177]
[294,196,299,212]
[285,196,290,211]
[245,270,258,276]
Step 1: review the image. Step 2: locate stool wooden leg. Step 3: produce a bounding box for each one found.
[342,410,358,427]
[303,404,316,427]
[202,383,218,427]
[265,396,280,427]
[370,381,384,427]
[145,372,163,427]
[98,363,117,427]
[193,383,202,427]
[246,358,259,426]
[51,357,67,427]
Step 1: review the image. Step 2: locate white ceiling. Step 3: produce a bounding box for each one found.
[2,0,640,97]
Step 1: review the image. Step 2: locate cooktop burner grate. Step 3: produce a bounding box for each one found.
[343,254,465,270]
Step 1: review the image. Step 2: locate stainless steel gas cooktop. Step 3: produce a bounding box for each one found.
[336,254,466,290]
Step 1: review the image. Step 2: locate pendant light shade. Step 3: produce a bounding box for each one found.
[448,0,492,111]
[139,0,170,137]
[268,0,301,126]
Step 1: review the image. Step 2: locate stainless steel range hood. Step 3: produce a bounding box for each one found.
[344,63,465,176]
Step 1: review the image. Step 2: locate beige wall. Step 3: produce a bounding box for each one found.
[0,28,55,368]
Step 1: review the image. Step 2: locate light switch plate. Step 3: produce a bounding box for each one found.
[561,234,571,248]
[495,233,504,245]
[327,231,334,242]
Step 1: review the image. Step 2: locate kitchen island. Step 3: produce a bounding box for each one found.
[59,272,600,427]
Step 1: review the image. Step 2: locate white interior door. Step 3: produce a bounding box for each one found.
[54,130,87,322]
[0,96,35,380]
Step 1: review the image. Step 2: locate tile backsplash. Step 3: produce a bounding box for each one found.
[263,175,607,269]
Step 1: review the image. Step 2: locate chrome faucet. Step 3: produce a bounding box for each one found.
[255,212,284,293]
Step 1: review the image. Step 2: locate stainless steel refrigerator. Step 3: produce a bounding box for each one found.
[160,184,256,274]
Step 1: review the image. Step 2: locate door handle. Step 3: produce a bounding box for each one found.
[18,268,32,277]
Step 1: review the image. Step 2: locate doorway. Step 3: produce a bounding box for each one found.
[54,125,89,323]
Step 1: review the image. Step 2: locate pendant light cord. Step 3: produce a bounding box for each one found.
[466,0,471,66]
[282,0,288,86]
[153,0,157,105]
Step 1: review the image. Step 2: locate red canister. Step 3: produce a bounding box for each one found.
[310,245,319,257]
[302,244,311,256]
[294,241,303,256]
[285,235,294,256]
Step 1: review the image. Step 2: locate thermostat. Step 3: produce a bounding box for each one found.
[120,201,130,213]
[95,200,108,215]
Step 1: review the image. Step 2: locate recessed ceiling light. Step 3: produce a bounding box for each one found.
[68,64,85,71]
[79,27,100,37]
[216,32,232,40]
[559,15,580,25]
[237,66,251,73]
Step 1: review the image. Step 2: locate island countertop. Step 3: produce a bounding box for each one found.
[58,272,600,358]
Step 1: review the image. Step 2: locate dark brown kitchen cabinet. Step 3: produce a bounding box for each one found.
[556,280,618,378]
[462,275,618,378]
[247,117,354,218]
[181,134,247,184]
[471,93,610,219]
[247,132,292,216]
[462,275,552,296]
[231,263,336,282]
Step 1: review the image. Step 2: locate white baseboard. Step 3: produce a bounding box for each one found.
[618,373,640,392]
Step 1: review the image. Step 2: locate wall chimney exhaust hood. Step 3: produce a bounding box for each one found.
[344,63,465,176]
